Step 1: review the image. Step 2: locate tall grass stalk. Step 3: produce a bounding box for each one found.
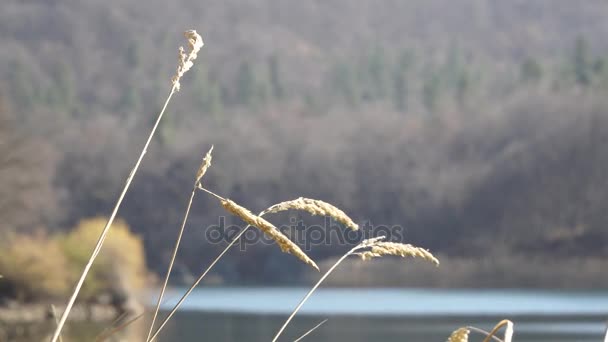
[270,241,360,342]
[51,85,177,342]
[50,30,203,342]
[50,305,63,342]
[145,187,195,340]
[271,236,438,342]
[148,209,260,341]
[146,146,213,341]
[293,319,328,342]
[95,313,144,342]
[148,192,342,340]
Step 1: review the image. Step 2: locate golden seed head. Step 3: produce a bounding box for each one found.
[196,145,214,184]
[446,327,470,342]
[356,240,439,266]
[221,199,319,271]
[261,197,359,231]
[172,29,204,91]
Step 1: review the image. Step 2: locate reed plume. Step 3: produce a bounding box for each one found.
[261,197,359,231]
[447,327,470,342]
[222,198,319,271]
[195,145,214,184]
[356,241,439,265]
[271,235,438,342]
[172,30,204,91]
[50,30,203,342]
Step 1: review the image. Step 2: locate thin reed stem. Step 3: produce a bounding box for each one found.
[50,305,63,342]
[481,320,513,342]
[197,184,225,201]
[148,224,250,341]
[271,244,360,342]
[50,85,178,342]
[146,186,197,341]
[293,319,328,342]
[94,311,129,341]
[95,312,144,342]
[467,326,504,342]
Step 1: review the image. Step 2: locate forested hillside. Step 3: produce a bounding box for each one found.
[3,0,608,286]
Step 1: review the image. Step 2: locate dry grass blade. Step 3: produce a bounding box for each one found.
[222,198,318,271]
[466,327,504,342]
[356,241,439,266]
[293,319,328,342]
[50,29,204,342]
[261,197,358,231]
[447,327,470,342]
[96,313,144,342]
[94,311,129,341]
[482,320,514,342]
[195,145,213,184]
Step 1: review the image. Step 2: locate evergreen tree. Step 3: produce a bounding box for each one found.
[392,66,408,112]
[366,48,389,100]
[573,36,591,86]
[268,54,285,100]
[422,73,441,112]
[8,60,35,111]
[125,40,141,68]
[329,62,359,107]
[456,71,470,105]
[235,61,256,106]
[520,57,543,83]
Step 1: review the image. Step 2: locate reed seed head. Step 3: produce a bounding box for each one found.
[171,29,204,91]
[195,145,214,184]
[221,198,319,271]
[446,327,470,342]
[356,240,439,266]
[261,197,359,231]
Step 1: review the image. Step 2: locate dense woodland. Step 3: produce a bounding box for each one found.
[2,0,608,286]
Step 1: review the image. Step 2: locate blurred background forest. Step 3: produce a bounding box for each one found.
[2,0,608,290]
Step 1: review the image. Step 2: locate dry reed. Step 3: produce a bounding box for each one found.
[271,235,438,342]
[146,144,214,342]
[96,312,144,342]
[261,197,359,231]
[50,305,63,342]
[293,319,329,342]
[356,241,439,265]
[50,30,203,342]
[195,145,213,184]
[172,30,204,91]
[148,196,344,340]
[447,327,470,342]
[482,320,513,342]
[222,198,319,271]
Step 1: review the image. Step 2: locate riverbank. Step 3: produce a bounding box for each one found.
[0,299,143,341]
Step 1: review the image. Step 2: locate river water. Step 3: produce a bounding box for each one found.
[148,287,608,342]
